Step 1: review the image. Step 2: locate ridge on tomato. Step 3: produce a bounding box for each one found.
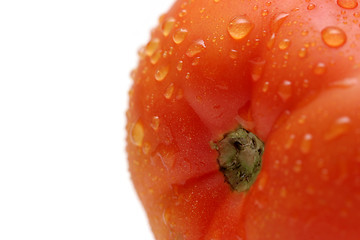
[126,0,360,239]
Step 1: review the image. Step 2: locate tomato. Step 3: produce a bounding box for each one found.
[126,0,360,239]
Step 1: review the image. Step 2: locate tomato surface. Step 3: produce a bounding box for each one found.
[126,0,360,239]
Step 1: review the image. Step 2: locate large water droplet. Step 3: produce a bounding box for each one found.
[271,13,289,33]
[162,17,176,37]
[324,116,351,141]
[321,26,347,48]
[150,50,162,64]
[131,120,144,147]
[267,33,276,50]
[277,80,292,101]
[173,28,188,44]
[145,38,160,57]
[227,15,254,40]
[278,39,291,50]
[164,83,175,99]
[337,0,358,9]
[186,40,206,57]
[155,64,170,81]
[313,62,327,75]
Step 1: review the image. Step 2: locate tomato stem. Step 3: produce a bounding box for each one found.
[214,127,264,192]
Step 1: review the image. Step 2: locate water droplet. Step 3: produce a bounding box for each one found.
[164,83,175,99]
[151,116,160,130]
[337,0,358,9]
[254,5,259,10]
[145,38,160,57]
[249,58,266,82]
[298,47,307,58]
[301,133,313,154]
[307,3,316,10]
[227,15,254,40]
[293,160,302,173]
[186,40,206,57]
[155,64,170,81]
[179,9,187,18]
[162,17,176,37]
[142,142,151,155]
[131,120,144,147]
[173,28,188,44]
[229,49,239,59]
[277,80,292,101]
[266,1,272,6]
[285,134,295,149]
[324,116,351,140]
[271,13,289,33]
[150,50,162,64]
[267,33,276,50]
[192,56,200,66]
[177,60,183,71]
[298,114,307,124]
[321,26,347,48]
[301,30,309,36]
[313,62,327,75]
[262,9,269,16]
[185,72,191,79]
[262,81,270,92]
[278,39,291,50]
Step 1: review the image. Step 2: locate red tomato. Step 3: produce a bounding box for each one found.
[126,0,360,239]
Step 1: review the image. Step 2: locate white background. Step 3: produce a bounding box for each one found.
[0,0,173,239]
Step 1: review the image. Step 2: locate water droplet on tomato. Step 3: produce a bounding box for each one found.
[155,64,170,81]
[145,38,160,57]
[227,15,254,40]
[164,83,175,99]
[324,116,351,141]
[186,40,206,57]
[262,9,269,16]
[271,13,289,33]
[177,60,183,71]
[285,134,295,149]
[266,1,272,6]
[321,26,347,48]
[178,9,187,17]
[249,58,266,82]
[293,160,302,173]
[142,142,151,155]
[337,0,358,9]
[277,80,292,101]
[298,47,307,58]
[162,17,176,37]
[192,56,200,66]
[267,33,276,50]
[229,49,239,59]
[313,62,327,75]
[150,50,162,64]
[262,81,270,92]
[131,120,144,147]
[300,133,313,154]
[307,3,316,10]
[278,39,291,50]
[151,116,160,130]
[173,28,188,44]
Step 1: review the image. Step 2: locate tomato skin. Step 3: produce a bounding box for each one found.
[127,0,360,239]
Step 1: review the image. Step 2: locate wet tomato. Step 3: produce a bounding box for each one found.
[126,0,360,239]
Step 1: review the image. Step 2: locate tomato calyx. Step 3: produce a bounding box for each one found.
[213,127,264,192]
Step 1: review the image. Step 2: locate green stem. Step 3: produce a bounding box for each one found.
[214,127,264,192]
